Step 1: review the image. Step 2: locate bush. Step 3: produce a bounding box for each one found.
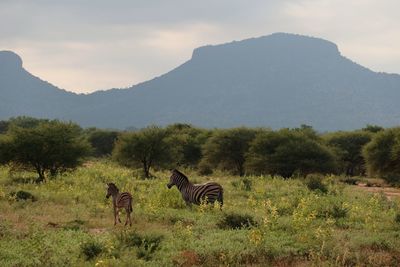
[217,213,257,229]
[9,190,37,201]
[246,129,337,178]
[329,203,348,219]
[81,240,103,260]
[305,174,328,193]
[118,231,163,260]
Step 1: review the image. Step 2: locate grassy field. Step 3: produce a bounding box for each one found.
[1,160,400,266]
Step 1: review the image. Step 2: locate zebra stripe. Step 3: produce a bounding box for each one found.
[167,169,223,207]
[106,183,133,226]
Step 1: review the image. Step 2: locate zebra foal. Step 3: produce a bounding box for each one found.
[106,183,133,226]
[167,169,223,208]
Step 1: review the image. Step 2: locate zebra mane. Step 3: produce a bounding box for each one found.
[172,169,189,182]
[107,182,119,191]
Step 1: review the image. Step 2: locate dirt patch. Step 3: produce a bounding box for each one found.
[355,183,400,200]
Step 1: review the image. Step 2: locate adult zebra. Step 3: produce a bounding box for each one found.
[167,169,223,208]
[106,183,133,226]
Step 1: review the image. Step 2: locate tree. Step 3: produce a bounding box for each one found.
[0,120,9,134]
[8,116,47,129]
[165,123,210,167]
[201,128,259,176]
[86,129,119,157]
[325,131,371,176]
[113,126,171,178]
[246,129,337,178]
[363,128,400,183]
[2,120,90,182]
[362,124,384,133]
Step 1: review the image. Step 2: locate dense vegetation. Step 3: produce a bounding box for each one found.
[1,117,400,266]
[1,162,400,266]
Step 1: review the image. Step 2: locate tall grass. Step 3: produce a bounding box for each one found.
[1,160,400,266]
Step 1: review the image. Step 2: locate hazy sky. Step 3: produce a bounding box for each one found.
[1,0,399,93]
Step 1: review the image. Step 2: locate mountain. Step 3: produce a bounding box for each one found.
[1,33,400,131]
[0,50,80,120]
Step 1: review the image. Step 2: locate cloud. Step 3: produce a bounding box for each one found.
[0,0,399,92]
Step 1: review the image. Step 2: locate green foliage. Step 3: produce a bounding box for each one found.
[86,128,119,157]
[202,128,259,176]
[118,231,163,260]
[325,131,371,176]
[0,120,9,134]
[246,128,337,177]
[1,120,90,181]
[232,177,252,191]
[113,126,171,178]
[81,240,104,260]
[1,162,400,266]
[165,123,209,167]
[363,128,400,183]
[305,174,328,193]
[362,124,384,133]
[7,116,47,129]
[217,213,257,229]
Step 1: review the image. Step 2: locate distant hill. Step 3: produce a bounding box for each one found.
[1,33,400,131]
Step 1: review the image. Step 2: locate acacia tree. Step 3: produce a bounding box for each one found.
[86,128,119,157]
[1,120,90,182]
[165,123,210,167]
[363,128,400,183]
[201,128,259,176]
[325,131,372,176]
[113,126,171,178]
[246,129,337,178]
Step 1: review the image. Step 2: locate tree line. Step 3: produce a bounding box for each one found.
[0,117,399,183]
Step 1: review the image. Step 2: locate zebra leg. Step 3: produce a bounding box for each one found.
[124,207,130,226]
[128,202,133,226]
[118,211,122,223]
[113,208,118,226]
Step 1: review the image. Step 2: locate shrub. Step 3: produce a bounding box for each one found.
[9,190,37,201]
[118,231,163,260]
[217,213,257,229]
[329,203,348,219]
[81,240,103,260]
[246,129,337,178]
[305,174,328,193]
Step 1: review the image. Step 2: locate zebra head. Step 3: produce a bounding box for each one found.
[167,169,188,189]
[106,183,119,198]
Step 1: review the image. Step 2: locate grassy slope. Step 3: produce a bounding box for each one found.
[1,160,400,266]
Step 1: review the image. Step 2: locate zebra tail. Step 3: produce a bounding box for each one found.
[129,201,133,213]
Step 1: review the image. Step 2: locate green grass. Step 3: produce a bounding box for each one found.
[1,160,400,266]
